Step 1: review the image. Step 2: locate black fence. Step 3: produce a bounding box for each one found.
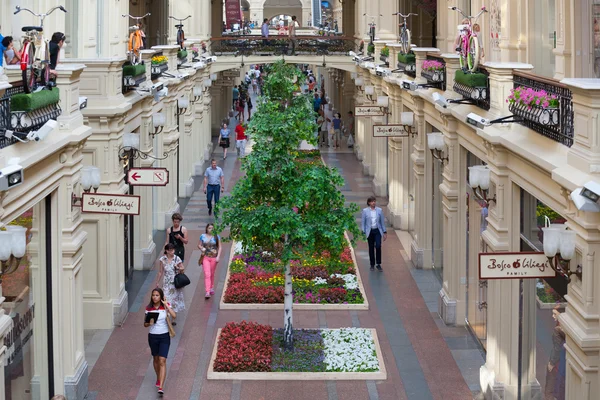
[210,36,356,57]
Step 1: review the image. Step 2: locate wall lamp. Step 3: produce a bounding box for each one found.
[203,78,212,93]
[0,225,27,282]
[426,132,449,165]
[192,85,203,103]
[118,133,170,169]
[542,224,582,282]
[399,112,417,137]
[377,95,391,115]
[71,166,101,210]
[355,77,364,92]
[176,97,189,116]
[152,113,166,137]
[365,85,375,102]
[210,73,217,81]
[468,165,496,206]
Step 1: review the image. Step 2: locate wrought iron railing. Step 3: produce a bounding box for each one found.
[512,71,574,147]
[422,54,446,91]
[0,85,25,149]
[452,67,490,111]
[210,36,356,57]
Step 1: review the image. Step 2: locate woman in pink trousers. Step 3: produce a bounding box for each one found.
[198,223,222,299]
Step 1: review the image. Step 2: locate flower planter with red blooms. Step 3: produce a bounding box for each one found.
[507,86,560,127]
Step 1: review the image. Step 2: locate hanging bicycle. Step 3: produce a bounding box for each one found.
[363,14,381,54]
[449,5,487,72]
[169,15,191,49]
[15,5,68,94]
[122,13,150,65]
[393,12,418,55]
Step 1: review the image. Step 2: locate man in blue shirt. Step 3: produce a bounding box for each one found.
[203,159,225,216]
[313,93,322,113]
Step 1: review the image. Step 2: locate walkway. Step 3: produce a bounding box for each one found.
[85,143,484,400]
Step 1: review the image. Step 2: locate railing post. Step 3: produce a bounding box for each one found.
[441,53,461,98]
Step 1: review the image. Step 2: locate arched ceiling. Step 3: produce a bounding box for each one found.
[263,0,304,7]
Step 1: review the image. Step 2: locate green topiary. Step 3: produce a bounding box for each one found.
[122,64,146,77]
[454,69,487,88]
[177,49,188,59]
[397,53,416,64]
[11,87,60,112]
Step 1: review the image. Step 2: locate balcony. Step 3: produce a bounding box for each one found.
[452,67,490,111]
[210,36,356,57]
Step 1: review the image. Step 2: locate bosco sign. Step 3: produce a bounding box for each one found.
[479,252,557,279]
[354,106,384,117]
[81,193,141,215]
[373,124,409,138]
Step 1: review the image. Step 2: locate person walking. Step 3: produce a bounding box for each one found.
[318,109,330,147]
[198,223,222,299]
[361,196,387,271]
[261,18,270,44]
[247,95,253,120]
[332,112,343,148]
[156,243,185,313]
[144,287,176,395]
[232,85,239,108]
[288,15,299,55]
[203,159,225,216]
[220,123,231,159]
[235,122,248,157]
[165,213,188,262]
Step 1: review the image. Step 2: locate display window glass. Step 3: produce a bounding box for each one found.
[594,3,600,77]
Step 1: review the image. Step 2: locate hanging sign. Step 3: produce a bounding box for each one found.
[355,105,384,117]
[479,252,557,279]
[373,124,409,138]
[127,168,169,186]
[225,0,242,29]
[223,70,240,77]
[81,193,141,215]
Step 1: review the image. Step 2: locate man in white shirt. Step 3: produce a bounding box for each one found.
[360,196,387,271]
[288,15,299,55]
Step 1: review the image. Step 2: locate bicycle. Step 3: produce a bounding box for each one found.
[14,5,67,94]
[449,5,487,72]
[169,15,191,49]
[393,12,418,55]
[122,13,150,65]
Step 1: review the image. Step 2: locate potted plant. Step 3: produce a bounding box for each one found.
[359,40,365,53]
[367,43,375,55]
[380,45,389,62]
[151,55,168,76]
[191,46,199,59]
[397,52,416,72]
[421,59,445,82]
[507,86,560,126]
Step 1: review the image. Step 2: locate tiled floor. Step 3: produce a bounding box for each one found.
[85,143,484,399]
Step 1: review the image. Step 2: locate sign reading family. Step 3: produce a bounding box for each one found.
[373,124,409,138]
[479,252,557,279]
[81,193,141,215]
[355,106,384,117]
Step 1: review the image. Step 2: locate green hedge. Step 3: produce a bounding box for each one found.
[11,87,60,112]
[454,70,487,88]
[177,50,188,59]
[123,64,146,77]
[397,53,416,64]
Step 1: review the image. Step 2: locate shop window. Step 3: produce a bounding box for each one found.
[2,204,50,399]
[528,0,556,78]
[519,188,566,400]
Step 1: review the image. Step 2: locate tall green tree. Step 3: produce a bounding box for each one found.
[216,61,361,350]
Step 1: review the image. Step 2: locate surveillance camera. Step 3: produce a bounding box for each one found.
[202,55,216,63]
[433,92,449,108]
[571,186,600,212]
[349,51,357,57]
[151,82,164,93]
[26,119,57,142]
[402,81,420,91]
[193,62,206,70]
[466,113,491,129]
[581,181,600,202]
[375,66,384,76]
[0,164,24,191]
[79,96,88,110]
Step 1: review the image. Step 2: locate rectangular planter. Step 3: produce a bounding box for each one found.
[151,63,168,76]
[421,69,444,83]
[207,328,387,381]
[11,87,60,112]
[219,234,369,311]
[509,102,559,126]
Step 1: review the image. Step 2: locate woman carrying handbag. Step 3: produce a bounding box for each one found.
[156,244,185,324]
[219,123,230,160]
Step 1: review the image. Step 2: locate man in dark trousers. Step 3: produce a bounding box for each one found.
[361,196,387,271]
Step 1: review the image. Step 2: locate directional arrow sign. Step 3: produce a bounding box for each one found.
[127,168,170,186]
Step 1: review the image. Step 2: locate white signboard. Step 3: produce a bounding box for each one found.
[479,252,557,279]
[223,70,240,77]
[81,193,141,215]
[355,105,384,117]
[373,124,409,138]
[127,168,169,186]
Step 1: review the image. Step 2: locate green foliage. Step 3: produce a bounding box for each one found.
[216,60,361,263]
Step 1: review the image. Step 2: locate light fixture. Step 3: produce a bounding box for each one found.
[210,73,217,81]
[118,132,172,169]
[203,78,212,93]
[177,97,189,116]
[377,95,390,115]
[426,132,449,165]
[542,224,582,282]
[192,85,203,103]
[0,225,27,282]
[71,166,101,210]
[468,165,496,206]
[399,112,417,137]
[355,77,364,92]
[365,85,375,102]
[351,72,357,80]
[152,113,166,136]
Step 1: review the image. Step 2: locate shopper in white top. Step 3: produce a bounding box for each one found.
[145,288,176,395]
[360,196,387,271]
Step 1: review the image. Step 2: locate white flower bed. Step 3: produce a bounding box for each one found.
[321,328,380,372]
[312,277,328,285]
[331,273,358,290]
[233,242,244,255]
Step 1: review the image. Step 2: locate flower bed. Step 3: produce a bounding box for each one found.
[209,323,386,380]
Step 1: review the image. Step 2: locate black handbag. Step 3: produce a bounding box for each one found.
[174,272,191,289]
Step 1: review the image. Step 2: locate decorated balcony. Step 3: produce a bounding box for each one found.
[122,63,147,90]
[452,68,490,111]
[397,53,416,77]
[151,53,169,79]
[420,55,446,91]
[209,36,356,57]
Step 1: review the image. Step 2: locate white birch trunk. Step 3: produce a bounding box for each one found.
[283,237,294,350]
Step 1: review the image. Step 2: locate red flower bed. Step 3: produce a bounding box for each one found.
[290,265,329,280]
[224,272,284,303]
[213,321,273,372]
[319,287,347,303]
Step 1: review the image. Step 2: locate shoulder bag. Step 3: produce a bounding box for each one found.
[166,314,176,338]
[174,271,191,289]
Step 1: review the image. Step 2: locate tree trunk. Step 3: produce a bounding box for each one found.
[283,239,294,351]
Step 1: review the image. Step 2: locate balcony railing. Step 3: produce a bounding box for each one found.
[421,55,446,91]
[0,85,25,149]
[210,36,356,57]
[452,67,490,111]
[511,71,574,147]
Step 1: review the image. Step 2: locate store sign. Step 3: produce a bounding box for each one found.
[225,0,242,28]
[373,124,409,138]
[479,252,557,279]
[127,168,169,186]
[223,70,240,77]
[355,105,384,117]
[5,304,35,365]
[81,193,141,215]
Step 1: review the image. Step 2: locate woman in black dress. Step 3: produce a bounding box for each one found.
[165,213,188,262]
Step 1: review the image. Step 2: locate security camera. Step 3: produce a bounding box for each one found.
[466,113,491,129]
[0,164,24,191]
[193,62,206,70]
[202,55,216,63]
[402,81,420,91]
[79,96,88,110]
[26,119,57,141]
[349,51,358,58]
[571,185,600,212]
[375,66,384,76]
[433,92,449,108]
[151,82,164,93]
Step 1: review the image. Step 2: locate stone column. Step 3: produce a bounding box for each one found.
[354,73,366,161]
[160,94,181,227]
[483,62,533,115]
[361,73,375,176]
[374,0,397,40]
[441,53,462,99]
[371,76,388,196]
[386,85,405,227]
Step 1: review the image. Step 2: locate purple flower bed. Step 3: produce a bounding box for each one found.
[271,329,326,372]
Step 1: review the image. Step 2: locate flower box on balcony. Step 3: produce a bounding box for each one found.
[177,49,188,60]
[509,102,559,126]
[10,87,60,112]
[421,60,445,83]
[454,70,487,88]
[151,63,168,77]
[507,86,560,126]
[398,53,415,65]
[123,64,146,78]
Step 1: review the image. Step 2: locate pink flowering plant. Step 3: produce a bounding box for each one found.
[507,86,559,110]
[422,60,444,72]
